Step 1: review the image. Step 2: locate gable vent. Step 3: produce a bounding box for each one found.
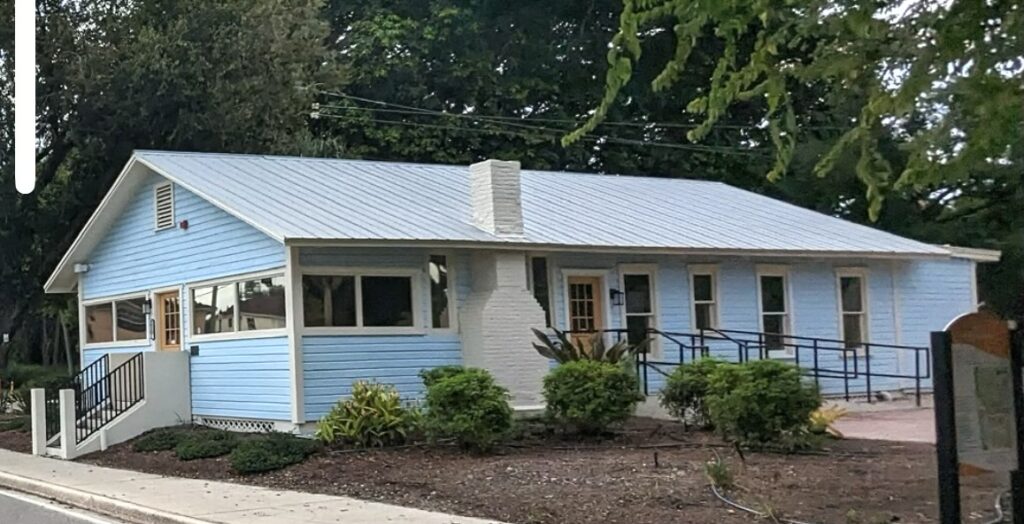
[154,183,175,231]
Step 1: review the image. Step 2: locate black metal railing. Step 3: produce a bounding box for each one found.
[75,353,145,444]
[43,355,110,444]
[558,328,931,406]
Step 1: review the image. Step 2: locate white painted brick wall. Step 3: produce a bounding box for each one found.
[469,160,524,236]
[460,250,548,406]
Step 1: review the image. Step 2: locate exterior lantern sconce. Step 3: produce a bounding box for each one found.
[609,288,625,307]
[141,298,153,316]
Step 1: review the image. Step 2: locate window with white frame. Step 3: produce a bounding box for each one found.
[154,182,174,230]
[689,267,718,331]
[757,269,790,353]
[428,255,451,329]
[85,297,148,344]
[191,275,286,335]
[837,270,868,350]
[527,256,552,327]
[302,273,415,329]
[623,272,655,345]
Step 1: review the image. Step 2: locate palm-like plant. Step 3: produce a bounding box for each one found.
[531,328,651,364]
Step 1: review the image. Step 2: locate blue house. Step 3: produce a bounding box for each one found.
[41,150,997,449]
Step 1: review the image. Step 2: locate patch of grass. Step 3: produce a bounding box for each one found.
[174,430,239,460]
[704,456,734,490]
[229,432,319,474]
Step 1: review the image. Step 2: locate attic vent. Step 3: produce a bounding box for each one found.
[154,183,174,230]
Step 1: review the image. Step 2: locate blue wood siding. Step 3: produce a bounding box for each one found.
[188,336,291,420]
[82,171,284,299]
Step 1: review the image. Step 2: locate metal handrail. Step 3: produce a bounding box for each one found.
[75,353,145,444]
[44,354,109,443]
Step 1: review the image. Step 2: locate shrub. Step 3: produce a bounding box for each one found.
[532,328,651,364]
[706,360,821,450]
[133,428,189,452]
[315,381,418,447]
[0,416,29,432]
[229,433,319,474]
[543,360,643,434]
[659,358,726,427]
[419,366,467,388]
[174,430,239,460]
[422,367,513,452]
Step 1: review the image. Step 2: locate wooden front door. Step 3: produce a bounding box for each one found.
[156,291,181,351]
[567,276,604,346]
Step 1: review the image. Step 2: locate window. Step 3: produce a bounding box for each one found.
[623,272,655,345]
[838,271,868,351]
[85,297,147,344]
[429,255,450,329]
[758,270,790,353]
[527,257,552,326]
[191,274,285,336]
[690,266,718,331]
[154,183,174,230]
[302,273,415,329]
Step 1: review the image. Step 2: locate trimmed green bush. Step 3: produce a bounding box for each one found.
[174,430,239,460]
[659,358,727,427]
[229,433,319,474]
[419,365,468,388]
[0,416,29,432]
[706,359,822,450]
[422,367,513,452]
[543,360,643,434]
[315,381,419,447]
[132,428,189,452]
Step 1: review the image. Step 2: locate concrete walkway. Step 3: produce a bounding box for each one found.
[829,397,936,444]
[0,449,498,524]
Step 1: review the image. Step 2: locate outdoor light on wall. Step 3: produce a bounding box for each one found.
[141,298,152,316]
[609,288,625,307]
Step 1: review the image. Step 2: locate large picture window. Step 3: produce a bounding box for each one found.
[757,269,790,353]
[302,273,416,329]
[191,275,285,336]
[85,297,147,344]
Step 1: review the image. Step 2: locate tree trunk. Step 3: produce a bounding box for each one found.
[41,317,50,366]
[61,319,74,375]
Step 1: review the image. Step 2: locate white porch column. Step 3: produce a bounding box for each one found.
[58,389,77,459]
[460,251,548,407]
[30,388,45,455]
[285,244,305,424]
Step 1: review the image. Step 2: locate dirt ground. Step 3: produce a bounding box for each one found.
[9,418,989,524]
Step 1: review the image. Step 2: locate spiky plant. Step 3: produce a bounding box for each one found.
[531,328,650,364]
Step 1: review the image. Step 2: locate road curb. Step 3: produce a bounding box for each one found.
[0,470,211,524]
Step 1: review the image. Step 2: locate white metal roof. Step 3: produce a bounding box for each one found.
[45,150,951,293]
[134,150,946,254]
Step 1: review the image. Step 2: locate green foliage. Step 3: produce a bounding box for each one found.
[704,455,734,490]
[315,381,419,448]
[132,428,189,452]
[531,328,650,364]
[543,360,643,434]
[706,360,822,450]
[419,366,468,388]
[659,358,726,427]
[422,367,513,452]
[174,430,240,461]
[0,416,29,432]
[229,432,319,474]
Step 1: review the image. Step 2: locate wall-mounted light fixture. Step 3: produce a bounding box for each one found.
[141,298,152,316]
[609,288,625,307]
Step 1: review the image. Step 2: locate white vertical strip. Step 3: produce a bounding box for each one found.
[284,244,305,424]
[14,0,36,194]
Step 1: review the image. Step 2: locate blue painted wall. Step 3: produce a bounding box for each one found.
[82,171,284,299]
[188,336,292,420]
[298,247,467,421]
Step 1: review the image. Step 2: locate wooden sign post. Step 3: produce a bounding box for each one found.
[932,311,1023,524]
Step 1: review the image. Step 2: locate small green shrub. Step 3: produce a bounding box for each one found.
[659,358,727,427]
[419,365,467,388]
[0,416,29,432]
[543,360,643,434]
[706,360,822,450]
[174,430,239,460]
[315,381,418,447]
[423,367,513,452]
[229,433,319,474]
[132,428,188,452]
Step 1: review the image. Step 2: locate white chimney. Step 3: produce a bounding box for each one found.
[469,159,524,236]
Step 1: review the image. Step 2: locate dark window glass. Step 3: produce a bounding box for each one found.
[192,284,235,334]
[115,298,147,341]
[429,256,450,328]
[302,275,356,327]
[624,274,652,314]
[843,314,864,348]
[626,315,650,347]
[695,304,714,331]
[302,276,327,327]
[693,274,713,302]
[762,314,786,350]
[840,276,863,312]
[239,276,286,331]
[331,277,357,326]
[361,276,413,327]
[760,275,786,313]
[86,303,113,344]
[530,257,551,326]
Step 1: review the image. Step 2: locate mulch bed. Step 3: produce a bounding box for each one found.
[0,415,31,453]
[44,418,1002,524]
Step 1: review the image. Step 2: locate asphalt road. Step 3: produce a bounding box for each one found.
[0,489,122,524]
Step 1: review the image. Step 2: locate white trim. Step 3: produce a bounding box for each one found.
[285,245,304,424]
[687,264,720,331]
[426,253,458,332]
[77,274,87,369]
[81,293,150,346]
[186,269,288,340]
[81,340,152,350]
[299,267,424,332]
[835,267,870,356]
[942,244,1002,262]
[559,268,612,333]
[970,261,979,311]
[755,264,792,357]
[186,267,286,289]
[81,291,149,306]
[301,327,427,337]
[188,328,289,343]
[153,181,175,231]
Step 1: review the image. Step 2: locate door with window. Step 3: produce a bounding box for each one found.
[622,272,655,347]
[566,276,604,346]
[156,291,181,351]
